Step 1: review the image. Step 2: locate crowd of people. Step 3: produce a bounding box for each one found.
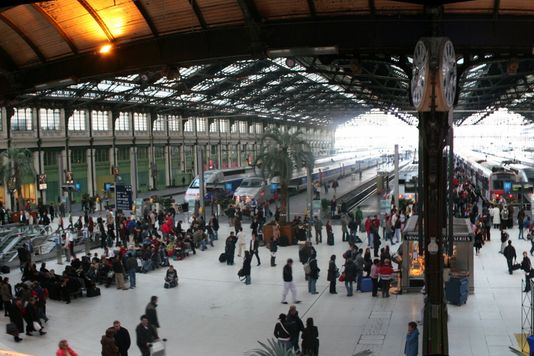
[2,170,423,356]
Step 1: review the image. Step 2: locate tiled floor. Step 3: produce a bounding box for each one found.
[0,208,530,355]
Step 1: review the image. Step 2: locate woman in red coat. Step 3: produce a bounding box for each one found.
[56,339,78,356]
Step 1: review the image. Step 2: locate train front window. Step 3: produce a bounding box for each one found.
[189,178,200,188]
[241,180,262,188]
[492,180,503,190]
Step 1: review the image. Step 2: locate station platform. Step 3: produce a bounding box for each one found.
[1,178,527,355]
[4,221,526,355]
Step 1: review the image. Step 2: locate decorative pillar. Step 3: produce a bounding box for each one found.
[411,37,456,356]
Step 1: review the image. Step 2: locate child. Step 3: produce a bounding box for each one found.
[404,321,419,356]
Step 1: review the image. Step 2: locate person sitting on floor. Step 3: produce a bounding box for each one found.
[164,265,178,289]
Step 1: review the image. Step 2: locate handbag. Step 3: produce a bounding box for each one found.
[338,272,346,282]
[335,268,340,278]
[237,268,245,277]
[33,321,42,331]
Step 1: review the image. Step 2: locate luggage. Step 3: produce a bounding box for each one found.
[6,323,18,336]
[327,232,334,246]
[359,277,373,292]
[149,339,166,355]
[219,253,227,263]
[86,287,101,297]
[445,277,468,306]
[0,266,10,274]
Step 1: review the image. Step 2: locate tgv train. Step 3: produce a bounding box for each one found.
[184,167,255,203]
[188,152,389,203]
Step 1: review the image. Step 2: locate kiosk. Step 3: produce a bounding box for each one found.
[401,216,474,294]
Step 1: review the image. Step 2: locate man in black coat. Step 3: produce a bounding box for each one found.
[136,315,159,356]
[286,305,305,353]
[113,320,131,356]
[145,296,160,328]
[503,240,517,275]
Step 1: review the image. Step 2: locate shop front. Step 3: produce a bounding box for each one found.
[401,216,474,294]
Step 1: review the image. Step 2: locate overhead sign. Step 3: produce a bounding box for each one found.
[116,184,133,211]
[404,234,472,242]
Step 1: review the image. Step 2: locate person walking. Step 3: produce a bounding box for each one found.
[301,317,319,356]
[343,258,356,297]
[522,251,533,293]
[327,255,338,294]
[125,253,137,289]
[281,259,300,304]
[503,240,517,275]
[274,314,292,351]
[370,259,380,297]
[354,248,364,291]
[378,259,394,298]
[242,250,252,285]
[225,232,237,265]
[307,252,320,295]
[145,296,160,329]
[112,320,131,356]
[474,229,483,256]
[270,233,278,267]
[135,315,159,356]
[404,321,419,356]
[286,305,305,353]
[56,340,78,356]
[518,208,526,240]
[250,231,261,266]
[101,327,120,356]
[112,256,127,290]
[314,216,323,244]
[7,298,23,342]
[237,228,246,257]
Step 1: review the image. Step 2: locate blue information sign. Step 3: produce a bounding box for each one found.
[116,184,133,211]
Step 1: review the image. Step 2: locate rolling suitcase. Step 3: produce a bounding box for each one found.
[359,277,373,292]
[327,232,334,246]
[149,338,167,356]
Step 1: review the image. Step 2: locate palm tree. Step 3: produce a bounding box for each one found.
[245,338,295,356]
[256,128,314,221]
[0,148,36,210]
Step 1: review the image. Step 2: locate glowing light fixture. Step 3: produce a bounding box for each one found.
[99,44,113,54]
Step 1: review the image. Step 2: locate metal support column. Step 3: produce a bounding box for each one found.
[420,111,450,356]
[394,144,400,210]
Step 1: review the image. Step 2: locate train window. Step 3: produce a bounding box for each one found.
[240,180,262,187]
[492,181,503,190]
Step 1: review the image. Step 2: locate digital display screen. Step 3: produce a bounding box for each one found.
[503,181,512,193]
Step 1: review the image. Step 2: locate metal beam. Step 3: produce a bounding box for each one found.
[77,0,114,42]
[31,4,78,54]
[0,13,46,62]
[132,0,159,37]
[189,0,208,30]
[4,14,534,97]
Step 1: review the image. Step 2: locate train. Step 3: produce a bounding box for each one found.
[184,167,255,203]
[186,152,392,204]
[456,150,533,206]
